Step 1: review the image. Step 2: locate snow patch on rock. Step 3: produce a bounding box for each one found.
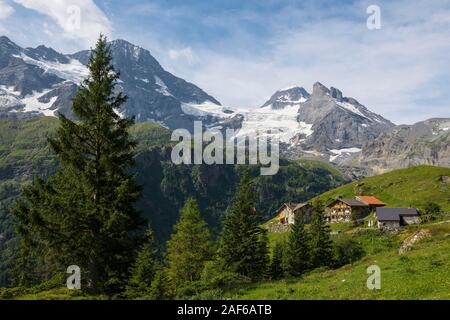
[22,90,58,116]
[329,147,362,162]
[19,53,89,84]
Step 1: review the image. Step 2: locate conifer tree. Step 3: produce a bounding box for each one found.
[12,35,145,293]
[255,228,270,279]
[283,212,310,277]
[270,241,284,280]
[217,169,269,280]
[147,270,169,300]
[309,201,333,268]
[166,198,213,291]
[125,228,158,298]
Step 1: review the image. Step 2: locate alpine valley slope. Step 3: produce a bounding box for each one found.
[0,116,347,286]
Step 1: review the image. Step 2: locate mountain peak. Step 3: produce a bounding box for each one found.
[108,38,163,71]
[25,45,69,64]
[312,82,330,97]
[0,35,21,51]
[329,87,343,101]
[261,86,310,109]
[110,38,136,47]
[0,35,13,44]
[110,39,144,56]
[312,83,349,103]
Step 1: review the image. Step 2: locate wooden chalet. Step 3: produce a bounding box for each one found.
[356,196,386,208]
[276,202,313,225]
[325,198,369,223]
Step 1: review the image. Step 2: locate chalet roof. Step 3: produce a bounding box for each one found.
[376,208,419,221]
[328,198,368,207]
[292,203,310,211]
[356,196,386,206]
[277,202,310,214]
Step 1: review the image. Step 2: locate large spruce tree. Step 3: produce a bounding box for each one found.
[309,201,333,268]
[12,35,145,292]
[217,169,269,280]
[283,212,310,277]
[166,198,213,291]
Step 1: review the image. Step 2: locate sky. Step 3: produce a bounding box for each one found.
[0,0,449,124]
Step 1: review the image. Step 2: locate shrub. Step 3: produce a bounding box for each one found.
[422,202,442,222]
[191,289,224,300]
[333,237,365,268]
[200,260,251,291]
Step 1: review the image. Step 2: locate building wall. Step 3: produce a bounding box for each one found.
[402,216,420,225]
[326,202,352,223]
[277,207,290,224]
[279,206,312,225]
[378,220,400,231]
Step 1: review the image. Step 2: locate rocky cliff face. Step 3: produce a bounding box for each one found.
[279,82,395,163]
[352,118,450,174]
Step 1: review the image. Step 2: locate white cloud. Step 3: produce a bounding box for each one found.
[13,0,111,48]
[164,0,450,124]
[0,1,14,20]
[0,0,14,33]
[168,47,196,65]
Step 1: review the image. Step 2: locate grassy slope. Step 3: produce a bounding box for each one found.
[228,220,450,300]
[264,165,450,234]
[256,166,450,299]
[312,165,450,212]
[1,288,109,300]
[5,219,449,300]
[0,117,58,168]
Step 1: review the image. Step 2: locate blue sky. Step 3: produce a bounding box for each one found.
[0,0,449,124]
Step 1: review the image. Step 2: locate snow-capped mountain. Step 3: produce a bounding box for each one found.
[229,83,394,163]
[0,35,397,165]
[0,36,82,118]
[0,36,231,130]
[287,82,395,162]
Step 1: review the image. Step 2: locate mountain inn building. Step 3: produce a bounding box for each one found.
[325,196,386,223]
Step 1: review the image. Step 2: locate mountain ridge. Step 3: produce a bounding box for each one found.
[351,118,450,174]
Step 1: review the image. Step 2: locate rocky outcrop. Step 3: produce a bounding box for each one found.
[353,118,450,174]
[399,229,431,254]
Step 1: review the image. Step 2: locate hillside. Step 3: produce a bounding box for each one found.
[3,217,449,300]
[226,219,450,300]
[253,166,450,300]
[312,165,450,212]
